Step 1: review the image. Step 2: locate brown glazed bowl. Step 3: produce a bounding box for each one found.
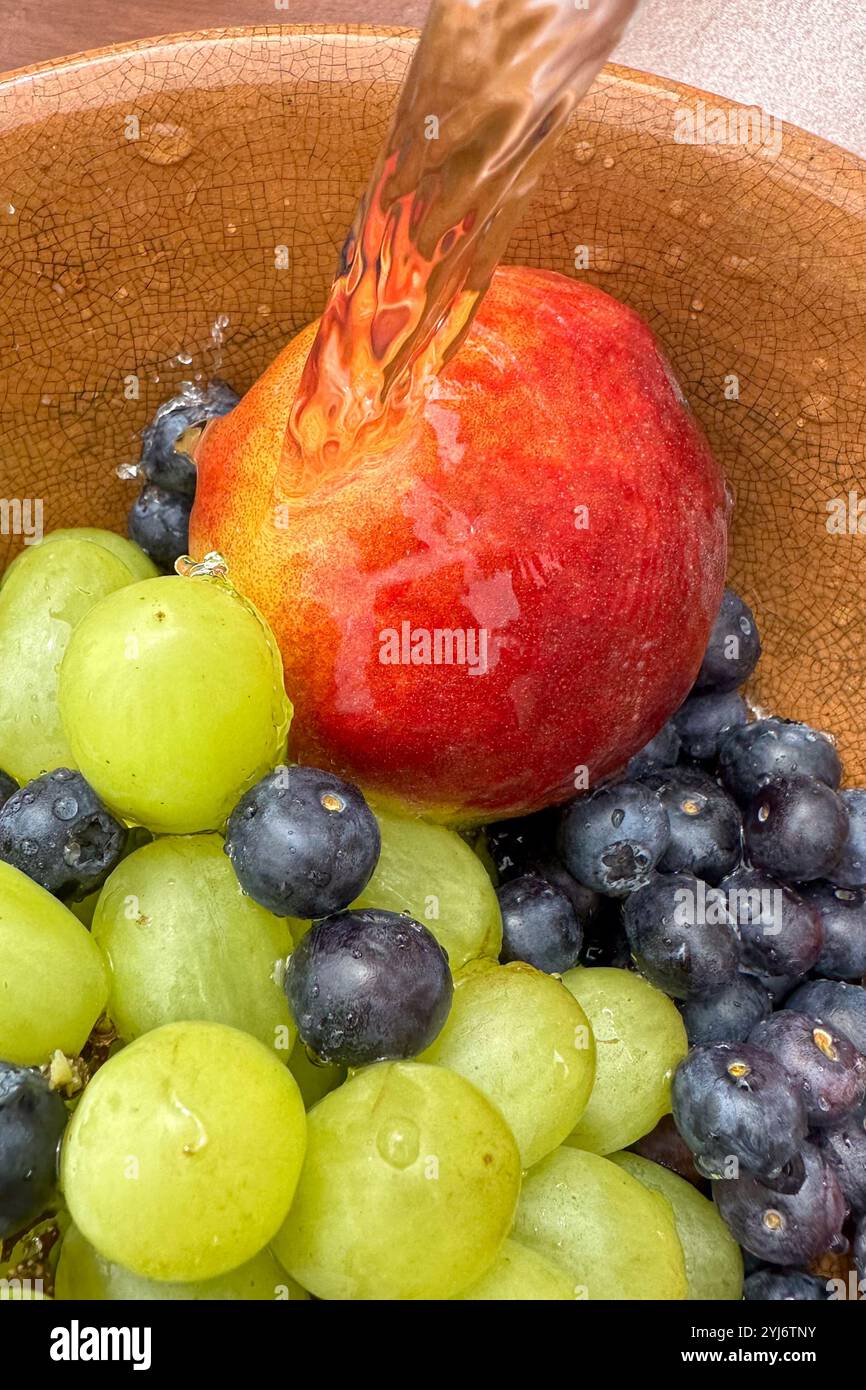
[0,26,864,773]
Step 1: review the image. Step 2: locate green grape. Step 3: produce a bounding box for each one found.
[272,1061,520,1300]
[351,806,502,968]
[288,1037,346,1110]
[92,834,295,1055]
[513,1146,687,1300]
[561,966,688,1154]
[58,575,292,833]
[0,860,108,1065]
[56,1224,308,1301]
[61,1020,306,1282]
[16,528,159,584]
[609,1152,743,1301]
[456,1238,578,1301]
[0,534,139,782]
[421,959,595,1168]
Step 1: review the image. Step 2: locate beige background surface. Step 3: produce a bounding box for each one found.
[2,0,864,154]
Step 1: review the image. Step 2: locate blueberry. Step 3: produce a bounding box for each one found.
[719,718,842,805]
[749,1010,866,1128]
[785,979,866,1055]
[656,773,742,884]
[694,587,761,693]
[712,1143,846,1265]
[225,766,380,920]
[139,379,239,496]
[744,775,848,883]
[626,721,681,778]
[622,872,740,1000]
[128,483,192,572]
[0,770,18,812]
[557,781,669,896]
[681,974,772,1046]
[497,874,583,974]
[743,1269,828,1301]
[815,1100,866,1214]
[832,789,866,888]
[718,867,822,978]
[673,690,749,764]
[284,907,452,1067]
[0,1062,67,1239]
[523,859,601,925]
[855,1214,866,1284]
[799,882,866,981]
[0,769,125,899]
[672,1042,808,1180]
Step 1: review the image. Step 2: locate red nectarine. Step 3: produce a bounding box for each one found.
[191,264,727,823]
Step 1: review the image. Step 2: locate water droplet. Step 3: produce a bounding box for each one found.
[795,416,805,429]
[697,210,715,229]
[690,295,704,312]
[611,808,625,828]
[602,155,615,169]
[116,462,139,480]
[572,141,594,165]
[376,1118,420,1169]
[757,802,770,823]
[226,222,238,235]
[176,350,193,366]
[53,796,79,821]
[303,1044,329,1069]
[6,203,16,218]
[174,550,229,580]
[134,122,195,166]
[210,313,230,370]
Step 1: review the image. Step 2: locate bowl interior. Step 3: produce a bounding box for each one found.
[1,25,864,777]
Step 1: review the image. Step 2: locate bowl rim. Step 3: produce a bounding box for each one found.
[0,22,863,177]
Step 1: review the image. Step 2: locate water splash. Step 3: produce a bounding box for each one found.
[211,313,230,371]
[286,0,638,484]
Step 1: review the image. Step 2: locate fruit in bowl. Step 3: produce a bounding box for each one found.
[1,2,865,1312]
